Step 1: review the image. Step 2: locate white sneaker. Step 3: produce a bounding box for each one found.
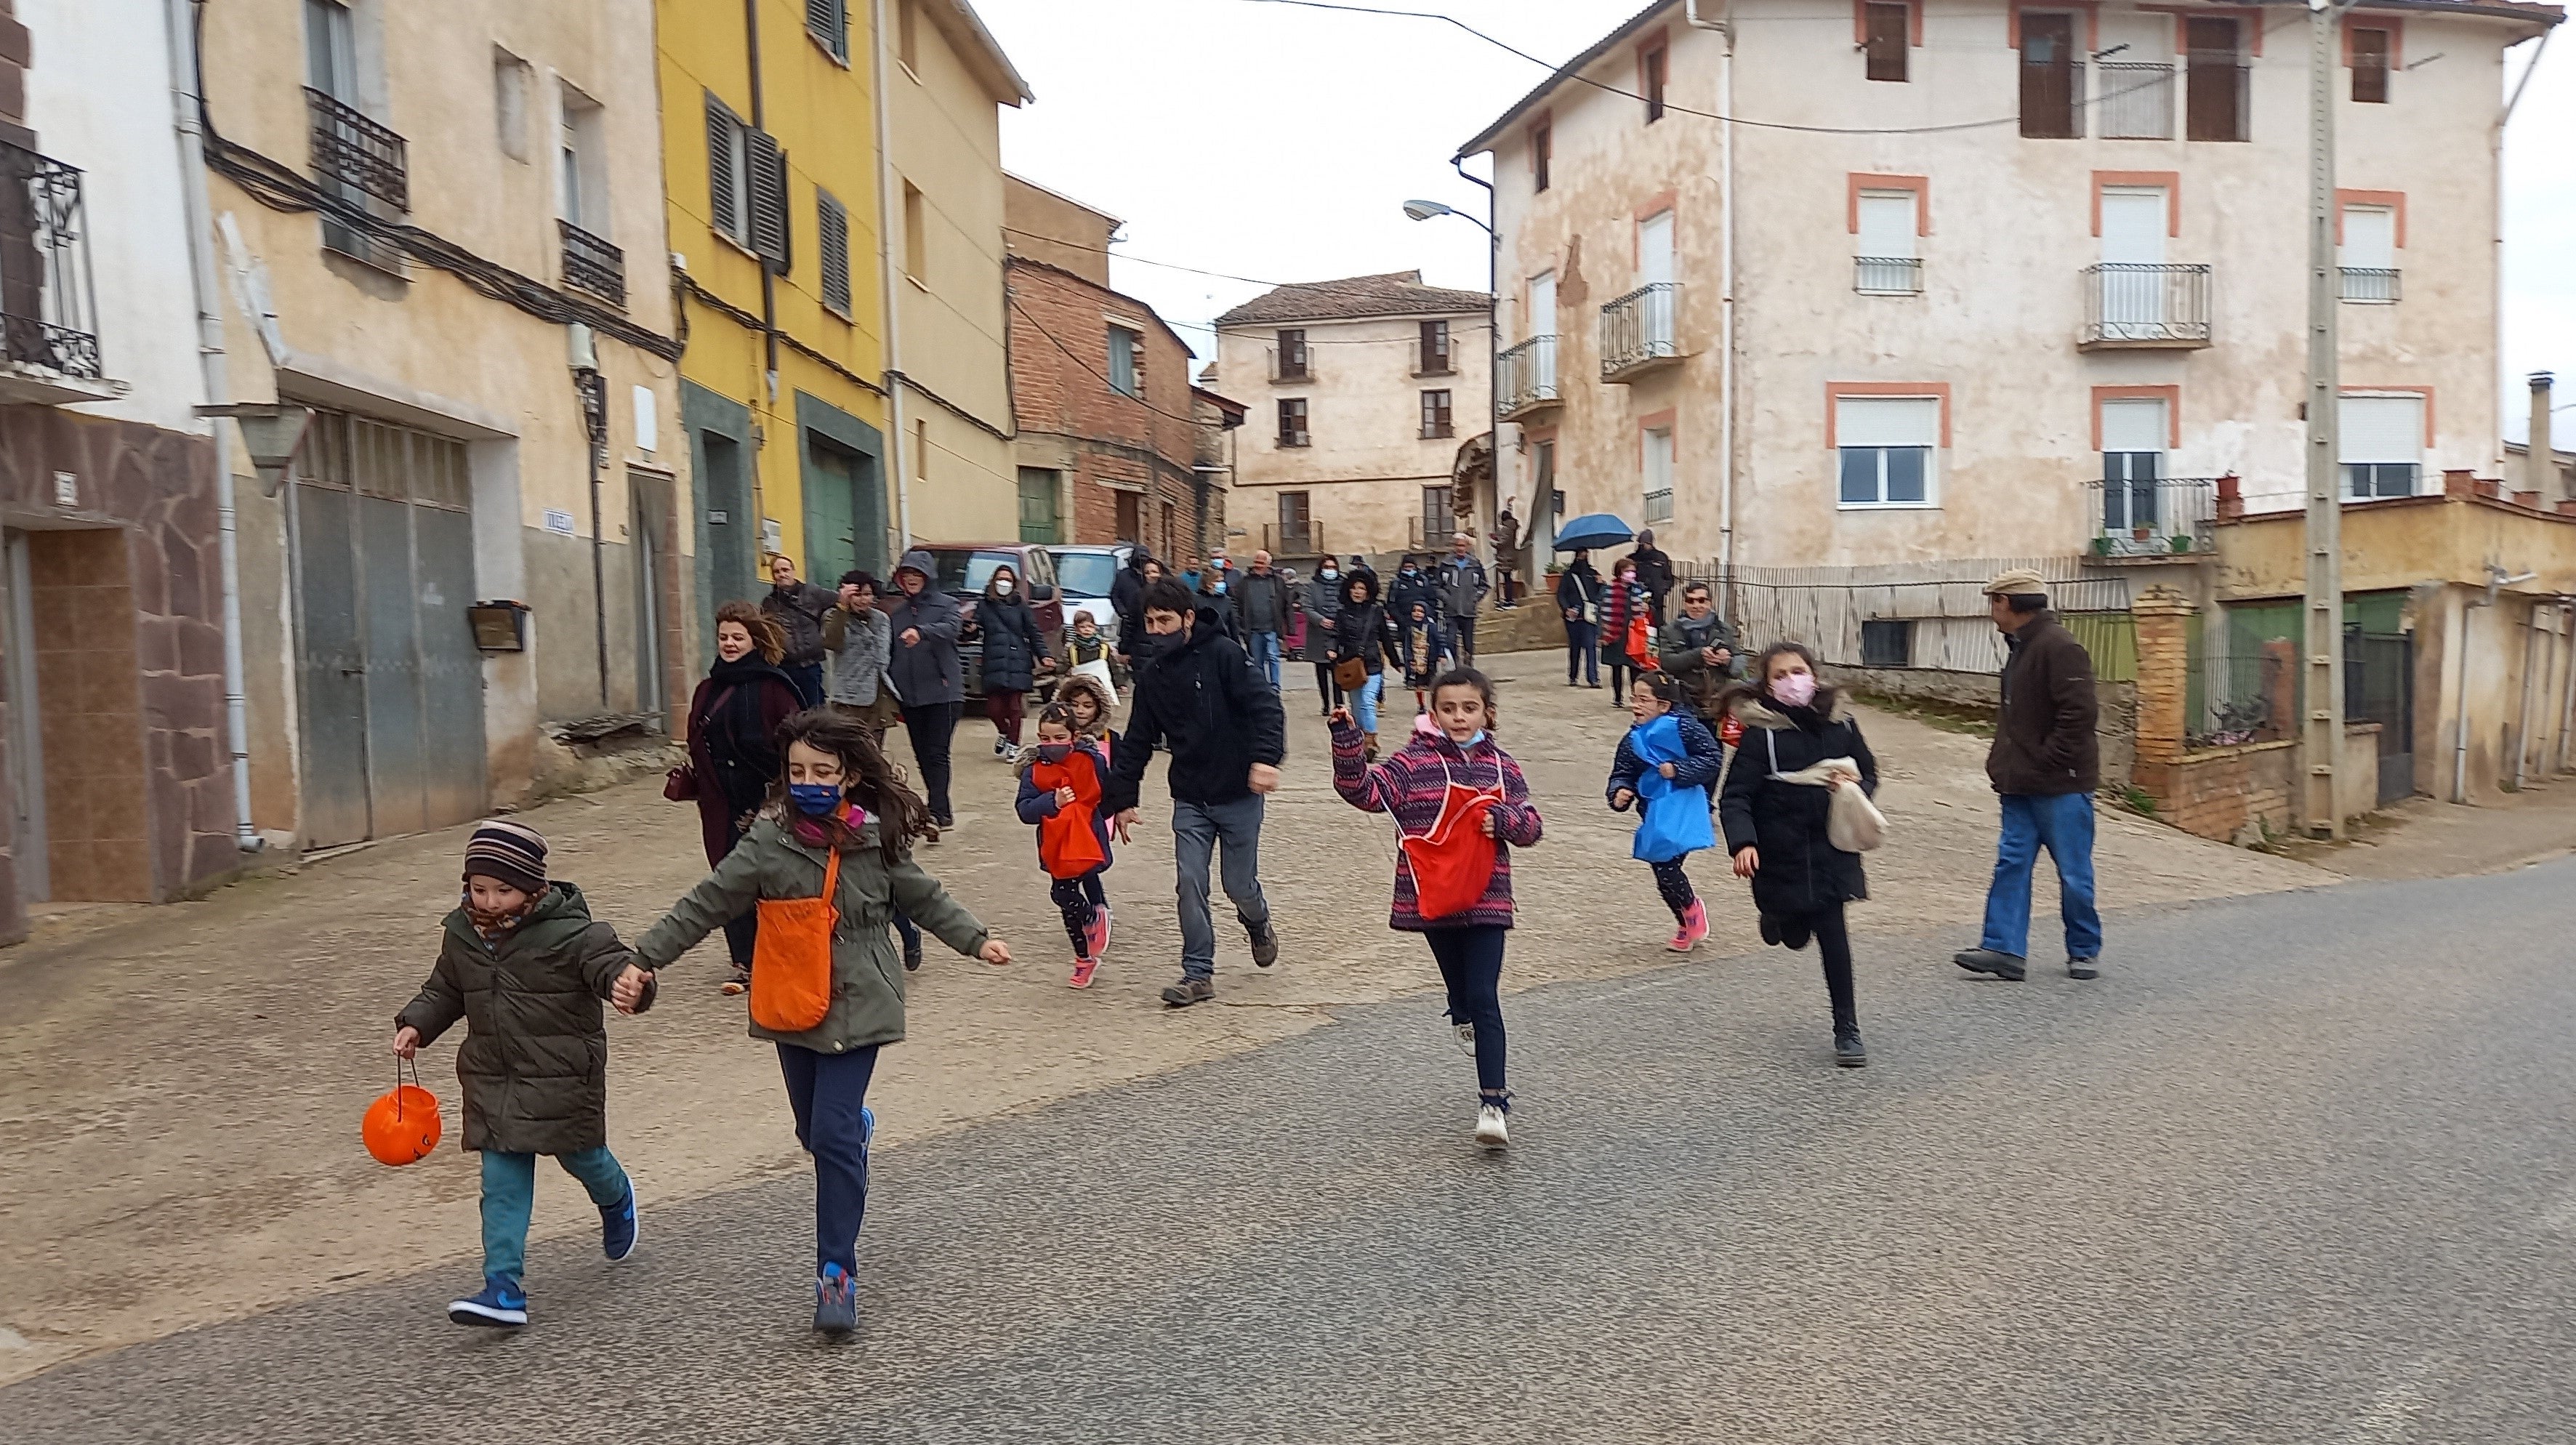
[1474,1104,1510,1150]
[1453,1021,1477,1057]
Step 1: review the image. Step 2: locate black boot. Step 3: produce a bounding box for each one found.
[1833,1028,1868,1068]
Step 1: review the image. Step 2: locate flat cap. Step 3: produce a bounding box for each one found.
[1983,568,2048,597]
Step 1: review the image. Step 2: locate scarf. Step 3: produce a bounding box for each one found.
[462,885,542,946]
[791,799,871,851]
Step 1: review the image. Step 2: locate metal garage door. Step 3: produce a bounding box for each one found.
[289,411,487,848]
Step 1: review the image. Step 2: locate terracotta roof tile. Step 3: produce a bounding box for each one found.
[1215,270,1492,327]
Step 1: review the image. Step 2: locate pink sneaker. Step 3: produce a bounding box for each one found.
[1068,955,1099,989]
[1667,900,1709,953]
[1084,903,1111,961]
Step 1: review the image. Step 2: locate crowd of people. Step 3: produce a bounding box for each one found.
[390,541,2106,1341]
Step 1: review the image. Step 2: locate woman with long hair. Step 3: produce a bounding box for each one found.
[626,709,1012,1335]
[972,562,1054,764]
[682,600,804,994]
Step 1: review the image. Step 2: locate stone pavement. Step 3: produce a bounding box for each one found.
[0,651,2322,1384]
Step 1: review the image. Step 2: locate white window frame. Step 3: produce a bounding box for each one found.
[1834,395,1942,510]
[2338,393,2424,499]
[1643,425,1675,523]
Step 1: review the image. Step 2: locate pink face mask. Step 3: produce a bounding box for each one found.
[1770,671,1819,709]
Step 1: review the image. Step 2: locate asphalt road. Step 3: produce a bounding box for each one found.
[13,860,2575,1444]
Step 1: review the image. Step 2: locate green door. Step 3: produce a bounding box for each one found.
[804,438,860,584]
[1018,467,1061,544]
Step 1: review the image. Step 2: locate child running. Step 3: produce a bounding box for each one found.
[1015,703,1115,987]
[1717,643,1882,1068]
[623,708,1010,1334]
[392,821,649,1330]
[1330,667,1544,1150]
[1398,598,1451,716]
[1607,672,1726,952]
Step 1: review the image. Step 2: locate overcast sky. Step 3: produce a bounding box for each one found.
[980,0,2572,446]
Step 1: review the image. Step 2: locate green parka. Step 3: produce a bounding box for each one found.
[633,814,988,1055]
[395,882,636,1155]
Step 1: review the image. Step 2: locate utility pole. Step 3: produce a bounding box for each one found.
[2301,0,2346,839]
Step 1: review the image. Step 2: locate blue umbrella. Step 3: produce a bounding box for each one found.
[1552,512,1635,552]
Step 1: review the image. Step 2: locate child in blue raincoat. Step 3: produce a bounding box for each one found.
[1608,672,1726,951]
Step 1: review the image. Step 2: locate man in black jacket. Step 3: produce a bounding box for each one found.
[1106,579,1286,1007]
[1955,568,2105,983]
[761,554,837,707]
[1109,544,1154,664]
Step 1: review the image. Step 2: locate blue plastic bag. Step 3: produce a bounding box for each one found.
[1629,714,1715,863]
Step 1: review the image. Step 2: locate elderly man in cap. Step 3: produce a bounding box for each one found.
[1955,568,2105,982]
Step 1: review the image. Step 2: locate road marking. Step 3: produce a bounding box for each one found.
[2340,1358,2435,1443]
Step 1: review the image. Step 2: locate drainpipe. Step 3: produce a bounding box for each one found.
[869,0,913,552]
[166,0,261,853]
[2557,600,2575,776]
[746,0,781,551]
[1687,0,1737,618]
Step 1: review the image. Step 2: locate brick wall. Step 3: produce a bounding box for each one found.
[2134,738,2298,844]
[1006,259,1199,557]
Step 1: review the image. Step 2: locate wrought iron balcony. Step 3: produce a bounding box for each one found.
[0,140,107,398]
[2080,263,2211,348]
[1599,281,1681,382]
[559,220,626,306]
[306,88,408,212]
[2087,475,2218,558]
[2339,267,2401,304]
[1854,257,1922,295]
[1496,334,1559,419]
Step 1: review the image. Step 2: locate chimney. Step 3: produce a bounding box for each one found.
[2532,372,2558,501]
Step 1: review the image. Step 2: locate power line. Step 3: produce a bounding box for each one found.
[1010,296,1211,427]
[1237,0,2295,139]
[1010,228,1494,337]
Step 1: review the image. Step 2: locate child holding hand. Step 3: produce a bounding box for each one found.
[1015,704,1115,987]
[1608,672,1726,952]
[392,821,652,1330]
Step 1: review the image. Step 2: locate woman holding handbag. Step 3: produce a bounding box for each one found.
[679,601,805,996]
[1328,566,1401,761]
[624,709,1010,1335]
[1329,667,1544,1151]
[1717,643,1883,1068]
[1557,550,1603,688]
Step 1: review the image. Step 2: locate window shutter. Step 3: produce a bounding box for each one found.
[2340,206,2396,270]
[746,128,791,273]
[806,0,848,60]
[1835,395,1939,448]
[2339,395,2423,464]
[1856,192,1916,260]
[818,190,851,315]
[2099,398,2167,454]
[705,96,738,241]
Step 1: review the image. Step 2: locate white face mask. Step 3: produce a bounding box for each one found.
[994,579,1014,596]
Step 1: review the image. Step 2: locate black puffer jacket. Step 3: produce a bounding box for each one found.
[973,587,1052,693]
[1104,600,1287,813]
[1111,548,1154,658]
[395,882,635,1155]
[1718,696,1880,917]
[1329,571,1400,676]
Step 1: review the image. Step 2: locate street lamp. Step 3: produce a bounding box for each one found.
[1404,190,1500,567]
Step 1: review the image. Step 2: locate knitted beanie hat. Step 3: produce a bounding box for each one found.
[462,819,548,895]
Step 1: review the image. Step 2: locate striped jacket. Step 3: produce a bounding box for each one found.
[1331,720,1544,930]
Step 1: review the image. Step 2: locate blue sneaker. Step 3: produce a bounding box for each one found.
[813,1263,857,1335]
[601,1182,639,1263]
[448,1275,528,1328]
[859,1106,876,1168]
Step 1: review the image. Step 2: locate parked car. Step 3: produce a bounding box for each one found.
[1045,543,1131,640]
[914,543,1065,699]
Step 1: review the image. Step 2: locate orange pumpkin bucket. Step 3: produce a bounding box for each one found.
[363,1059,443,1166]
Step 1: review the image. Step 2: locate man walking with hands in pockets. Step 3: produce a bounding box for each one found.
[1955,568,2105,982]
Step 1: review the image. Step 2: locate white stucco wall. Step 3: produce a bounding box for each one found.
[1482,0,2542,573]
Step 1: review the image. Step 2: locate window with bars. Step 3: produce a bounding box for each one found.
[1864,3,1909,83]
[1278,398,1309,447]
[1420,390,1454,440]
[817,190,852,316]
[806,0,849,61]
[2350,26,2391,103]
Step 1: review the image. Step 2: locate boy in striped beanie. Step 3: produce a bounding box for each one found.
[393,818,656,1329]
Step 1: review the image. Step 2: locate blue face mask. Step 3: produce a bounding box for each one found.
[1464,729,1488,749]
[789,782,842,816]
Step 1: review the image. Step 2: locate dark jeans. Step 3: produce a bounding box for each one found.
[1313,661,1343,714]
[1448,613,1476,664]
[715,821,760,967]
[776,1042,880,1277]
[1785,903,1859,1036]
[986,688,1026,746]
[1427,925,1508,1095]
[787,661,826,709]
[892,910,919,953]
[902,701,960,823]
[1172,795,1269,978]
[1566,619,1599,685]
[1607,655,1637,702]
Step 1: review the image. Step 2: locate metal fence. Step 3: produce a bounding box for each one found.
[1673,559,2138,681]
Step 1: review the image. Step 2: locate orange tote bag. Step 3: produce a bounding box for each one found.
[750,847,842,1034]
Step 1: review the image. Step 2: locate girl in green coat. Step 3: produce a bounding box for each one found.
[625,709,1011,1335]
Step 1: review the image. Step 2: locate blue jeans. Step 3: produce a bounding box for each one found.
[1566,620,1600,684]
[1248,629,1281,688]
[1980,792,2104,960]
[1349,671,1385,736]
[480,1146,629,1286]
[1172,794,1271,978]
[778,1042,880,1277]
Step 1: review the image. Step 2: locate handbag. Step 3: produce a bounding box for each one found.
[1765,730,1886,853]
[749,846,842,1034]
[1333,656,1370,693]
[662,765,698,802]
[1397,750,1505,919]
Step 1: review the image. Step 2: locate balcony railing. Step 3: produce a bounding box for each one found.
[0,141,102,382]
[2096,62,2176,140]
[2339,267,2401,304]
[2088,475,2218,557]
[1854,257,1922,295]
[2080,263,2212,348]
[1497,334,1559,418]
[1599,281,1681,381]
[559,220,627,306]
[306,89,409,212]
[1262,521,1324,558]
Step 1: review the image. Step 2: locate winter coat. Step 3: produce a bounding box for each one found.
[1329,720,1543,930]
[973,588,1052,693]
[1014,737,1114,876]
[1233,568,1292,635]
[1601,573,1648,637]
[395,882,635,1155]
[685,656,803,862]
[1303,571,1346,652]
[1608,710,1726,805]
[1658,611,1744,721]
[1103,599,1288,813]
[1434,555,1488,620]
[1557,562,1601,621]
[1329,572,1401,676]
[1718,696,1881,917]
[1628,545,1675,606]
[1389,567,1436,617]
[885,549,964,707]
[762,581,837,667]
[1111,550,1154,658]
[821,605,892,707]
[1989,613,2101,796]
[635,814,989,1055]
[1398,613,1450,689]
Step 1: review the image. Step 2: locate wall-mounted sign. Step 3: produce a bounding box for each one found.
[52,472,77,507]
[543,508,577,536]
